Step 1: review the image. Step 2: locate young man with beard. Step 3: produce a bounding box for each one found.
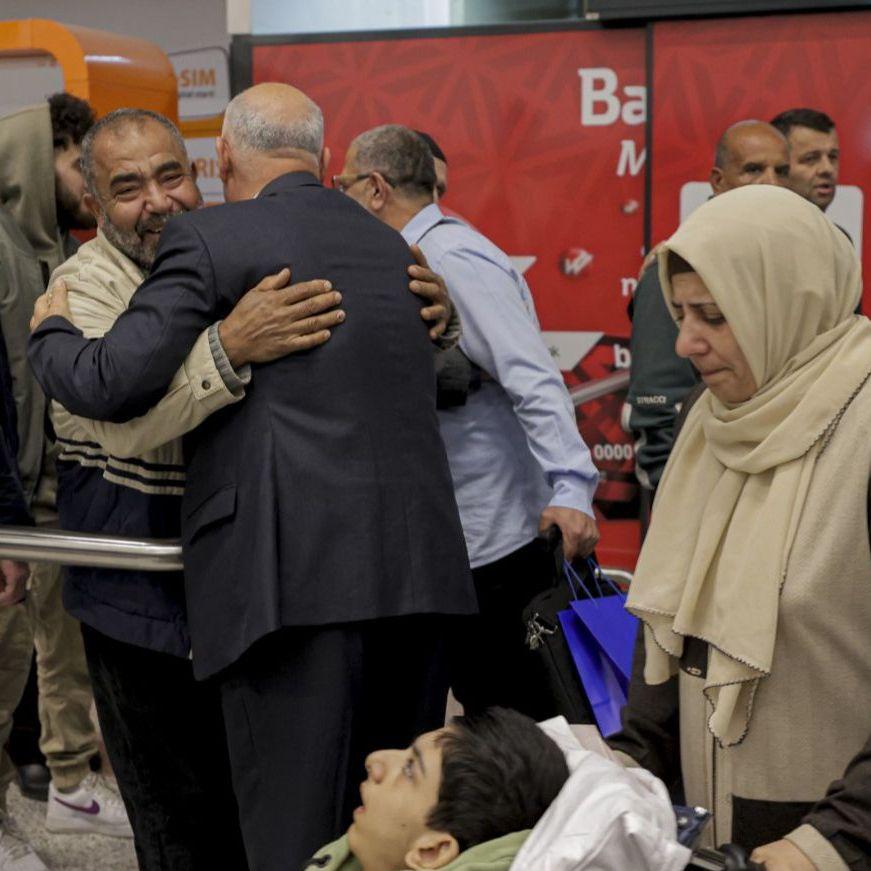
[37,107,457,871]
[0,93,132,871]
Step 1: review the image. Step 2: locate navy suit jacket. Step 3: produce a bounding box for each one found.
[29,172,475,678]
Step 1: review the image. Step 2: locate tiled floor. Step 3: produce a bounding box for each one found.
[6,784,137,871]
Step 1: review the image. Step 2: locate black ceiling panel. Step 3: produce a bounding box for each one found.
[585,0,869,20]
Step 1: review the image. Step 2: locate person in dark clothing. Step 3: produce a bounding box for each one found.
[0,333,31,605]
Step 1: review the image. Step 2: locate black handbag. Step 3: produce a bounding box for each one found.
[521,530,613,725]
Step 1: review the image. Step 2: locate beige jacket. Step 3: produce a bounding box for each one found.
[675,376,871,869]
[49,231,246,495]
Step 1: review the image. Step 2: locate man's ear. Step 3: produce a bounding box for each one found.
[216,136,231,184]
[368,171,392,213]
[83,192,103,226]
[405,831,460,870]
[709,165,725,194]
[189,159,199,185]
[318,146,331,183]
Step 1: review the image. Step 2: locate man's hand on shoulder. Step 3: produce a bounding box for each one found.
[408,244,453,341]
[31,278,73,332]
[539,506,600,562]
[0,559,30,607]
[219,268,346,368]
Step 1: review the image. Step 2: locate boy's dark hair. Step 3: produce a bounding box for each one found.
[427,708,569,853]
[414,131,447,164]
[770,108,836,137]
[48,92,96,150]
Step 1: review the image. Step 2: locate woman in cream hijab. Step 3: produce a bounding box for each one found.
[617,185,871,869]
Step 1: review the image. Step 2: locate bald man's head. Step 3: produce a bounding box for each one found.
[710,121,790,194]
[217,83,328,201]
[223,83,324,158]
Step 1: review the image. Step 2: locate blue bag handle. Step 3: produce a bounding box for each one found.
[563,557,625,606]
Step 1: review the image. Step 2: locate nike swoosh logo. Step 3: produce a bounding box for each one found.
[54,796,100,815]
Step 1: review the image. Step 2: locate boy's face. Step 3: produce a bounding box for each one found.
[348,728,458,871]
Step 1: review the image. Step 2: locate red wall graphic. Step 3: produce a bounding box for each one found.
[651,11,871,308]
[253,29,647,568]
[250,10,871,570]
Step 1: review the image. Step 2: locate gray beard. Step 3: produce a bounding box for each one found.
[100,218,156,270]
[99,195,202,270]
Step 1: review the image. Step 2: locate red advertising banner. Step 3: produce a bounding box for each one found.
[651,11,871,308]
[253,28,647,568]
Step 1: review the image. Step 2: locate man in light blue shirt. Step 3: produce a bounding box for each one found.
[335,125,600,715]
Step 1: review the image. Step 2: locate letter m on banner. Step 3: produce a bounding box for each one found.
[617,140,646,176]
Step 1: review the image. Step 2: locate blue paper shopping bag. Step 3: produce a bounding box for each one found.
[557,559,638,736]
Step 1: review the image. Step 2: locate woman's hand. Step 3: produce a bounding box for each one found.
[751,839,816,870]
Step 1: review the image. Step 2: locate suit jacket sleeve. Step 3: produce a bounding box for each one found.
[0,397,31,526]
[28,218,220,424]
[0,324,31,526]
[50,258,245,457]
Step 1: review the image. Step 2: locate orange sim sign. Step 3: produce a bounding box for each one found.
[0,18,178,121]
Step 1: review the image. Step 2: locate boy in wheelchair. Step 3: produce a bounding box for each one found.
[303,708,691,871]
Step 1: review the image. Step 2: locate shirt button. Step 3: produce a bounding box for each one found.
[201,379,211,390]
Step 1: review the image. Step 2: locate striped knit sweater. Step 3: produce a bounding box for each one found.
[49,231,245,656]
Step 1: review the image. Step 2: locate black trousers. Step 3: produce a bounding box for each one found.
[81,623,249,871]
[450,538,558,719]
[218,616,452,871]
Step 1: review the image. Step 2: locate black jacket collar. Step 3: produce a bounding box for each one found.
[259,171,322,198]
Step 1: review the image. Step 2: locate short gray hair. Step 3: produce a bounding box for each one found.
[81,108,187,198]
[351,125,436,198]
[224,92,323,157]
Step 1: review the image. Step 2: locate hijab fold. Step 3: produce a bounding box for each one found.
[626,186,871,746]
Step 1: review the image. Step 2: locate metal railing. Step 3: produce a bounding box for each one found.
[601,568,634,587]
[0,372,633,573]
[569,369,630,407]
[0,526,182,571]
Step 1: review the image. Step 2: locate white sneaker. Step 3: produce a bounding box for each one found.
[0,815,49,871]
[45,773,133,839]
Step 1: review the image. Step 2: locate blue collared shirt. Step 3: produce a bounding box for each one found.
[402,204,599,568]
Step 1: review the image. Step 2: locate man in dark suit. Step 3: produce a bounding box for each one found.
[28,83,476,871]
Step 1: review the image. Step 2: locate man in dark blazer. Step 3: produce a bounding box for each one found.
[28,83,476,871]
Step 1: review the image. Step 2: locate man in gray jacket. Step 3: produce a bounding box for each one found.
[0,93,128,871]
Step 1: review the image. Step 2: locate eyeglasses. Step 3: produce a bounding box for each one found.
[331,171,418,193]
[331,172,375,193]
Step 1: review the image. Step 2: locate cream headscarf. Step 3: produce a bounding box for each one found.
[626,185,871,747]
